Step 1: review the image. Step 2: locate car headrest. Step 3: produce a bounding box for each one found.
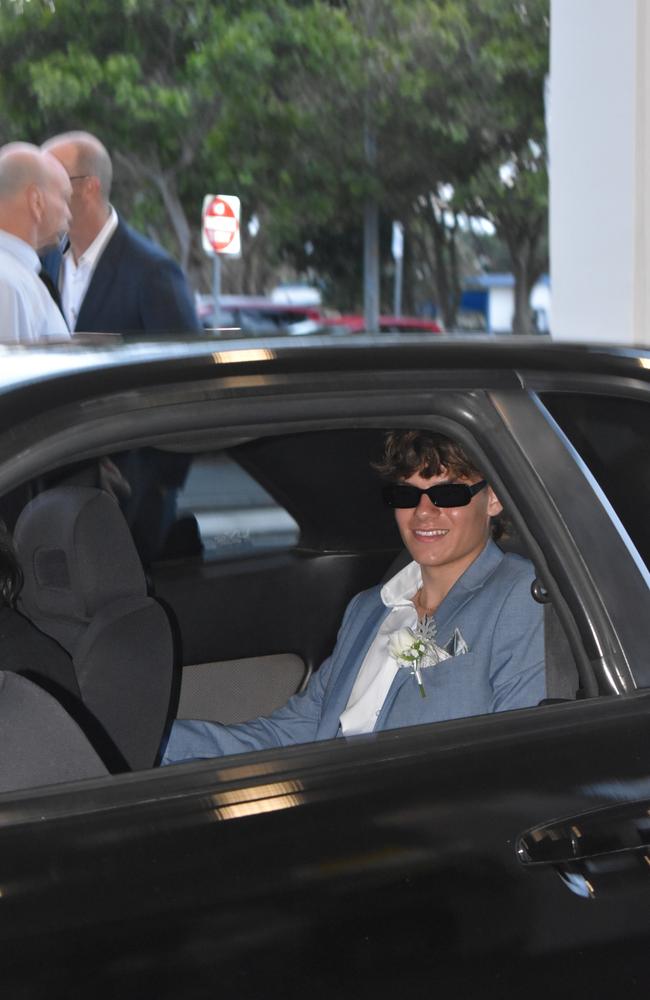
[14,487,146,648]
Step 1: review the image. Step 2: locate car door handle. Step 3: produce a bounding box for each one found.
[517,798,650,898]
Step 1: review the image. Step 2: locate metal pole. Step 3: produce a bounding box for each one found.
[393,255,403,316]
[212,254,221,331]
[363,198,380,333]
[362,3,380,335]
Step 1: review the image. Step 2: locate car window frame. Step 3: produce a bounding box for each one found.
[0,369,642,693]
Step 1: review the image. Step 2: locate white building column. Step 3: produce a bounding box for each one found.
[550,0,650,346]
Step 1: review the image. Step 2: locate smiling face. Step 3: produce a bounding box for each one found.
[394,468,503,583]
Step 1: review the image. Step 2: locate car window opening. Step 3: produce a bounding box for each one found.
[0,425,586,796]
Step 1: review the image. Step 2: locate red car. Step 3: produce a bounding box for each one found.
[327,314,444,334]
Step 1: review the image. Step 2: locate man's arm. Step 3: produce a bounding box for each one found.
[162,593,365,764]
[162,660,334,763]
[489,573,546,712]
[0,281,28,343]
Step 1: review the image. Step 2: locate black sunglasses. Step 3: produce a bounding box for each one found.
[382,480,488,509]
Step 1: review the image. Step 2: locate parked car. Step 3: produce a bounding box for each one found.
[270,283,322,307]
[1,334,650,998]
[196,293,324,335]
[326,313,444,334]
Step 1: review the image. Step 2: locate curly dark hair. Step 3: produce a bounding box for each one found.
[373,430,482,481]
[0,520,23,607]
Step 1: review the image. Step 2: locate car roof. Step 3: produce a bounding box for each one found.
[0,334,649,400]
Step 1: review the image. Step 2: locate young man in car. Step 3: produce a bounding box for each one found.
[162,430,545,763]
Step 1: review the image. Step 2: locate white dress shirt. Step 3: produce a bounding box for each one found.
[339,559,422,735]
[60,206,118,330]
[0,231,70,344]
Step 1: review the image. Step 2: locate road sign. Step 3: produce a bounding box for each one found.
[202,194,241,256]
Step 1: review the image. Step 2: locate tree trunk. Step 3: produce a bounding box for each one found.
[428,206,460,330]
[152,174,192,275]
[113,151,192,274]
[503,225,544,335]
[511,266,536,335]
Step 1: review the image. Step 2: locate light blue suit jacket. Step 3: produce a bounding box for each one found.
[163,541,546,763]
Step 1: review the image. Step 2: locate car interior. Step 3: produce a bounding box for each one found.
[0,424,584,794]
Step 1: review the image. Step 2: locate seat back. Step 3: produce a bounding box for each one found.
[0,670,107,794]
[14,487,175,769]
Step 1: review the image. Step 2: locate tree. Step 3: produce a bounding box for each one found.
[0,0,310,283]
[453,0,550,332]
[272,0,549,325]
[0,0,549,321]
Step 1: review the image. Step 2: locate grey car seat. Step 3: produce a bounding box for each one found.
[13,486,175,770]
[0,670,108,794]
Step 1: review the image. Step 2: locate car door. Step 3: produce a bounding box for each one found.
[2,347,650,997]
[3,690,650,998]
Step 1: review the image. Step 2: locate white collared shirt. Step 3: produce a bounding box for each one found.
[0,230,70,343]
[60,206,118,330]
[339,560,422,736]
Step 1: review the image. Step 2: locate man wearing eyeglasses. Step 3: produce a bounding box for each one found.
[162,430,545,764]
[40,130,199,334]
[39,131,200,562]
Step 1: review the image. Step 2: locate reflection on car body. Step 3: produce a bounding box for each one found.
[0,335,650,997]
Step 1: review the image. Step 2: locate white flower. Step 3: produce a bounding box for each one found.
[388,618,458,698]
[388,627,424,666]
[388,619,453,698]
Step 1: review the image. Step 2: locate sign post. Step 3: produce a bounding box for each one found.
[212,256,221,332]
[392,221,404,317]
[201,194,241,330]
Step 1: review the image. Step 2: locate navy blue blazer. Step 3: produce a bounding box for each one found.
[163,542,546,763]
[41,217,200,334]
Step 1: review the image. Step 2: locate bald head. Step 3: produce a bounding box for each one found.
[0,142,72,249]
[0,142,48,200]
[42,130,113,202]
[38,151,73,251]
[42,131,113,257]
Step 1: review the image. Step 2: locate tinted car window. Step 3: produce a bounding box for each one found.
[111,430,398,567]
[175,452,299,561]
[106,448,299,566]
[540,393,650,568]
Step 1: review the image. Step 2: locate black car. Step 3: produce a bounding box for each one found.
[1,334,650,998]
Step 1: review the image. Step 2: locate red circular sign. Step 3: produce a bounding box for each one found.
[203,196,239,253]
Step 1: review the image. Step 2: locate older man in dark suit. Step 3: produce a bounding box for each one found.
[40,132,201,562]
[40,130,199,334]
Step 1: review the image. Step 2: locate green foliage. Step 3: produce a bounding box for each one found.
[0,0,549,318]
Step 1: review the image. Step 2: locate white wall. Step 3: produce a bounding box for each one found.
[531,281,551,332]
[488,288,514,333]
[550,0,650,346]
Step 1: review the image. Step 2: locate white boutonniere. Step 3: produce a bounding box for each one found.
[388,617,451,699]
